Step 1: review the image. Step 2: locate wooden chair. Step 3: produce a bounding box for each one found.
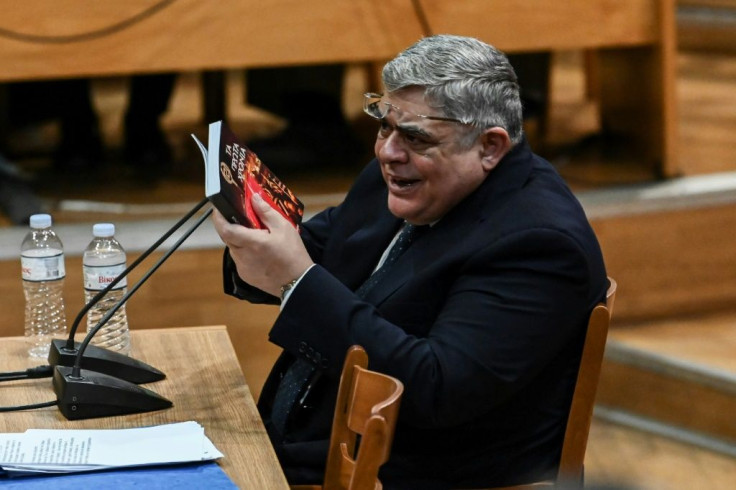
[554,276,617,487]
[292,345,404,490]
[483,277,618,490]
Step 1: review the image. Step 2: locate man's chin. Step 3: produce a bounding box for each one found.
[388,202,413,222]
[387,200,429,225]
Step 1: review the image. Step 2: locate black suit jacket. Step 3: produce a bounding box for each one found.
[224,139,608,489]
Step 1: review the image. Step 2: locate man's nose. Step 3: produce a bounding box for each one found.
[377,132,408,163]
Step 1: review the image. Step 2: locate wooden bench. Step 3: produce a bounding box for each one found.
[0,0,678,177]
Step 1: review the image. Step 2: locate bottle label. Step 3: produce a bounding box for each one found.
[83,263,127,290]
[21,253,65,281]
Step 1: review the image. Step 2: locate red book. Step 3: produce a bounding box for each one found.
[192,121,304,229]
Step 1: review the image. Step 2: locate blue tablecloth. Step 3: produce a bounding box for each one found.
[0,462,237,489]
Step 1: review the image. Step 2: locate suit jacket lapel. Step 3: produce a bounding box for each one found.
[337,210,403,290]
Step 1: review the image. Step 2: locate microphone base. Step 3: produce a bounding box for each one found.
[53,366,173,420]
[48,339,166,384]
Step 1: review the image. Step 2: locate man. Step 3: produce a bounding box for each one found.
[213,35,608,489]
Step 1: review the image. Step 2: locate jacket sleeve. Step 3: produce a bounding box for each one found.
[221,248,279,305]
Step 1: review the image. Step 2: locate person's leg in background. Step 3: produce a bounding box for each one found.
[50,79,105,173]
[245,65,364,173]
[123,73,177,175]
[3,74,177,182]
[0,79,104,174]
[507,52,552,150]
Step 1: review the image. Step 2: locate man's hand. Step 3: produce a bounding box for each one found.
[212,194,314,297]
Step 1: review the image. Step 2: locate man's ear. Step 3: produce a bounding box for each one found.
[479,127,512,171]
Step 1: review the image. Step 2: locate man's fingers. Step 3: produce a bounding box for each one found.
[212,205,265,247]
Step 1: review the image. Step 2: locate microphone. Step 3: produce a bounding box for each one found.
[48,198,210,384]
[53,201,214,420]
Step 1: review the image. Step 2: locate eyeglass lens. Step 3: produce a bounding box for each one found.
[364,94,385,119]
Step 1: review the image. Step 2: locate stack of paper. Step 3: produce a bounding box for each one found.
[0,421,223,477]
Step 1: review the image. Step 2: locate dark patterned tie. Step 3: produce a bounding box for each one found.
[354,223,422,297]
[270,222,423,436]
[269,355,317,435]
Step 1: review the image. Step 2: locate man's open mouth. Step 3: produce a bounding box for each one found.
[391,177,420,189]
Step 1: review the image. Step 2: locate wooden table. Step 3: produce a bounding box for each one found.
[0,326,289,489]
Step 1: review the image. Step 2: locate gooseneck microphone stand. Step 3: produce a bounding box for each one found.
[53,199,214,420]
[48,197,211,384]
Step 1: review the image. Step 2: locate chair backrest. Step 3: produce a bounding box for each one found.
[323,345,404,490]
[557,277,617,483]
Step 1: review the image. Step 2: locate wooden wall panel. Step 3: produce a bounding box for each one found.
[591,202,736,323]
[0,0,424,81]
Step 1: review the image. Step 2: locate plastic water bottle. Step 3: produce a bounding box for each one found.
[83,223,131,355]
[21,214,67,358]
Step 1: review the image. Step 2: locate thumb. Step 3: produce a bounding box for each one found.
[251,192,283,229]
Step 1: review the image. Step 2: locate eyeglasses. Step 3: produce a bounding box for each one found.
[363,92,470,125]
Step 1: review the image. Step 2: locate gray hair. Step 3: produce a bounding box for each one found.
[382,35,523,146]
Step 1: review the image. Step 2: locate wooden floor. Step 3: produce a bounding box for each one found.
[1,48,736,489]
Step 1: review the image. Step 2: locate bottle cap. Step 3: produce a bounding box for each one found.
[93,223,115,237]
[29,214,52,229]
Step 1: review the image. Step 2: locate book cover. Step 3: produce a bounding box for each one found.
[192,121,304,229]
